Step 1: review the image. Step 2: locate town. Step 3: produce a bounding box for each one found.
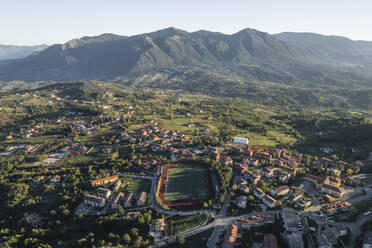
[0,82,372,248]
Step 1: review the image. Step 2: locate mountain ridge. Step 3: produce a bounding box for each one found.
[0,27,371,91]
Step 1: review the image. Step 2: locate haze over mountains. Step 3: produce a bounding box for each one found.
[0,27,372,91]
[0,44,48,61]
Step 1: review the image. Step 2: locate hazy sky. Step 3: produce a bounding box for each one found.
[1,0,372,45]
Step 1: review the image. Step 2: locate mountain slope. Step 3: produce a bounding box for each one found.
[0,27,330,82]
[274,32,372,66]
[0,27,371,91]
[0,44,48,61]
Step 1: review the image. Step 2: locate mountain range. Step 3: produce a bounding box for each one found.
[0,44,48,61]
[0,27,372,91]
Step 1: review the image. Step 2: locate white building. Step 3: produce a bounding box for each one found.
[232,137,249,145]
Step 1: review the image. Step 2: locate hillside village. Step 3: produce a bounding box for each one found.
[0,83,372,248]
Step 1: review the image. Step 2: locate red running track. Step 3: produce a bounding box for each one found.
[157,162,214,211]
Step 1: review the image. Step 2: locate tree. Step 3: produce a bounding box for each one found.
[118,205,125,216]
[203,202,208,208]
[176,235,186,245]
[232,184,238,191]
[347,169,353,175]
[123,233,131,244]
[352,166,360,174]
[130,228,139,237]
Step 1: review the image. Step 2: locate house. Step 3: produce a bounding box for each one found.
[152,219,167,232]
[222,157,234,166]
[91,175,119,187]
[34,176,45,184]
[210,151,221,162]
[263,167,275,178]
[246,170,261,185]
[96,188,111,199]
[363,232,372,248]
[23,212,42,226]
[111,193,124,209]
[114,180,121,191]
[322,227,339,246]
[323,176,341,187]
[254,188,265,199]
[241,214,275,229]
[124,193,134,208]
[243,158,259,167]
[50,175,61,183]
[127,211,141,220]
[255,152,272,162]
[320,194,336,203]
[222,224,238,248]
[264,234,278,248]
[236,196,248,208]
[320,201,351,215]
[238,181,250,194]
[295,200,311,209]
[262,195,277,208]
[330,169,341,176]
[278,171,291,182]
[321,183,344,198]
[84,194,106,208]
[136,192,147,206]
[271,185,289,197]
[234,163,249,175]
[289,190,304,203]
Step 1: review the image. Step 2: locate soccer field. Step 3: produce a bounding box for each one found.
[163,163,209,202]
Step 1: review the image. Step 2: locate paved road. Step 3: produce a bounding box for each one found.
[207,191,232,248]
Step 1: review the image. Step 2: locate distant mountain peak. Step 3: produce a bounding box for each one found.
[62,33,126,50]
[0,27,371,89]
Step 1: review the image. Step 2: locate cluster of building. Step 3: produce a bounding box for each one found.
[220,141,349,213]
[221,224,239,248]
[24,127,43,138]
[72,121,97,135]
[43,143,87,165]
[83,175,148,210]
[34,174,61,184]
[1,144,40,155]
[305,175,344,198]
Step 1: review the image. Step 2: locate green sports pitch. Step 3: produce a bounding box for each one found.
[163,163,210,202]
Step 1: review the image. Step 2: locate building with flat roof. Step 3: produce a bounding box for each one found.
[232,137,249,145]
[282,208,302,233]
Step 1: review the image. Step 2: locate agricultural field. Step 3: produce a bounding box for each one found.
[163,163,210,202]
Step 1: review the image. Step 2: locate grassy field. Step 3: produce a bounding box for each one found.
[164,163,209,202]
[164,229,213,248]
[168,213,207,235]
[118,177,152,193]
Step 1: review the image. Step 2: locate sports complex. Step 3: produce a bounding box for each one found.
[157,161,215,210]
